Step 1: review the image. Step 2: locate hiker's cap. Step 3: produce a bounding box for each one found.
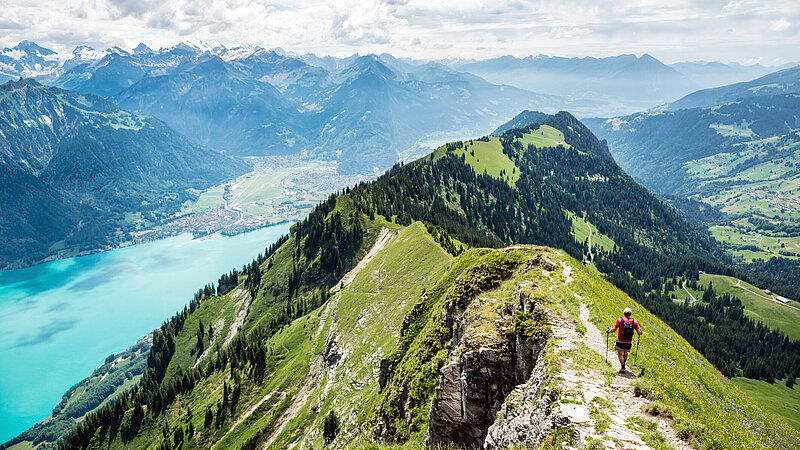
[624,307,632,315]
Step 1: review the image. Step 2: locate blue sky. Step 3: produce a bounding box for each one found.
[0,0,797,64]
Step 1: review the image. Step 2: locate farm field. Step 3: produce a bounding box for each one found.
[680,132,800,260]
[710,225,800,261]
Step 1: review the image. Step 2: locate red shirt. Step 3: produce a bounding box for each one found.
[615,317,640,343]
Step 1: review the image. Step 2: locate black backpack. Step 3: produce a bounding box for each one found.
[620,318,635,340]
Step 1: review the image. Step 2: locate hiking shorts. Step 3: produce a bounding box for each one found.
[614,340,632,351]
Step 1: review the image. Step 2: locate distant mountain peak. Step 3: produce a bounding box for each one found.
[13,40,56,56]
[133,43,153,54]
[71,45,106,61]
[345,54,396,79]
[107,46,131,57]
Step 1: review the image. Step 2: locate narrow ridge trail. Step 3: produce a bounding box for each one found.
[551,261,691,449]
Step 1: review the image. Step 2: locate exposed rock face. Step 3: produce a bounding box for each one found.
[425,282,551,448]
[378,358,394,390]
[484,354,563,448]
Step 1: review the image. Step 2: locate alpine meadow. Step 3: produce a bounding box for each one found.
[1,2,799,450]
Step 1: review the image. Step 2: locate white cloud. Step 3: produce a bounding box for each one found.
[0,0,797,65]
[770,18,791,32]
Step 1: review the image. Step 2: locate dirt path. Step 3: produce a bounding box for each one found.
[682,280,697,304]
[224,289,251,347]
[331,228,394,293]
[259,293,339,449]
[261,353,323,449]
[585,217,595,264]
[213,391,284,450]
[194,317,226,368]
[552,263,690,449]
[736,279,800,311]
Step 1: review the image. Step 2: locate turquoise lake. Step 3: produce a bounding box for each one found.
[0,224,290,442]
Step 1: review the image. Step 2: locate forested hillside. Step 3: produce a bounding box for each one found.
[586,94,800,195]
[26,111,799,449]
[586,89,800,285]
[0,79,248,268]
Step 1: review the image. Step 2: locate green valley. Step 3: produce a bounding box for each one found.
[587,91,800,301]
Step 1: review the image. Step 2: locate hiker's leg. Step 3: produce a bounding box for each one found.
[622,350,629,366]
[617,350,625,367]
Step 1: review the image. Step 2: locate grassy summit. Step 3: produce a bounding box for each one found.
[433,136,520,186]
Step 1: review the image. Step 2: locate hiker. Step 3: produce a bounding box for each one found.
[606,307,643,373]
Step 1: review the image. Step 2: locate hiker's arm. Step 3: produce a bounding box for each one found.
[607,324,618,334]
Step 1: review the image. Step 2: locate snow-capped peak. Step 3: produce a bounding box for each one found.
[71,45,106,61]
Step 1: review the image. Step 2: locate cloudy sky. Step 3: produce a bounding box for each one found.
[0,0,797,64]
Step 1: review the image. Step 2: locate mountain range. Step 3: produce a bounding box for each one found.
[0,78,248,269]
[2,41,560,174]
[585,66,800,197]
[666,65,800,110]
[2,41,794,174]
[2,40,800,449]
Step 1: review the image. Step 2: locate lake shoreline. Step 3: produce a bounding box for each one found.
[0,223,292,442]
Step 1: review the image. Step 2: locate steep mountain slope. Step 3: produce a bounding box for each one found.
[668,66,800,110]
[114,56,310,155]
[586,92,800,268]
[448,54,696,115]
[0,79,248,268]
[24,110,796,450]
[308,55,558,173]
[57,51,148,98]
[586,94,800,195]
[50,225,799,449]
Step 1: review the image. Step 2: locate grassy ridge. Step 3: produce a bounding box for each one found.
[570,257,800,449]
[518,124,572,149]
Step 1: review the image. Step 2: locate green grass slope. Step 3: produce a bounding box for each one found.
[433,136,520,186]
[733,377,800,432]
[571,254,800,449]
[53,216,800,449]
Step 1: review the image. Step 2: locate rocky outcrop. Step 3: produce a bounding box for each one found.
[425,282,552,448]
[483,353,563,448]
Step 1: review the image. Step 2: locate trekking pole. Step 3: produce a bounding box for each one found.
[633,333,641,366]
[605,328,609,362]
